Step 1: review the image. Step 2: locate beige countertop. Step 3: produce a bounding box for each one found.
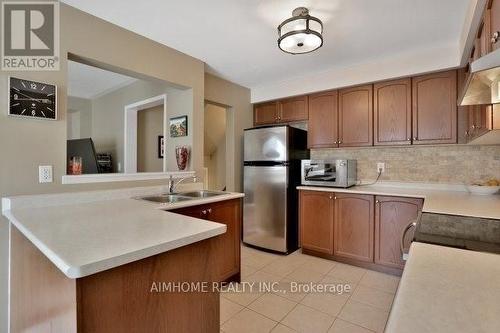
[297,184,500,219]
[385,242,500,333]
[2,186,244,279]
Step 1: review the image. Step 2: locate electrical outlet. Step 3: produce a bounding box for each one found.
[39,165,53,183]
[377,162,385,173]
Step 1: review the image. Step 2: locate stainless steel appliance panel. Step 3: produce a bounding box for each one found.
[243,165,288,252]
[244,126,288,162]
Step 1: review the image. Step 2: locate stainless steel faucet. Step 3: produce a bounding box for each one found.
[168,175,197,193]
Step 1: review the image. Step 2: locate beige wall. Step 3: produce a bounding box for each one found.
[87,79,192,172]
[204,73,252,192]
[137,105,164,172]
[311,144,500,184]
[67,96,92,139]
[0,4,206,331]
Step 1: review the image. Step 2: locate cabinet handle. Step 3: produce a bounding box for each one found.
[201,210,207,215]
[492,31,499,44]
[338,140,342,144]
[400,217,418,259]
[207,208,212,214]
[413,137,417,141]
[329,195,333,199]
[334,196,337,200]
[406,138,411,141]
[376,200,380,204]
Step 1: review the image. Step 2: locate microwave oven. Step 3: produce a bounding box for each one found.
[301,160,357,188]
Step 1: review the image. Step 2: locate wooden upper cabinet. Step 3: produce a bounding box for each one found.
[490,0,500,51]
[254,102,278,126]
[299,190,334,254]
[374,196,423,269]
[334,193,374,262]
[374,78,412,145]
[412,70,457,145]
[279,96,308,122]
[468,104,491,140]
[338,85,373,147]
[308,91,338,148]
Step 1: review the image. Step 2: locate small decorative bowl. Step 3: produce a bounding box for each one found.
[466,185,500,195]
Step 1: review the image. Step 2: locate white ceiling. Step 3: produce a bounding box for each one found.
[68,61,137,99]
[62,0,473,99]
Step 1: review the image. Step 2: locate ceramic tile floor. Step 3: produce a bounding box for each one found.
[220,245,400,333]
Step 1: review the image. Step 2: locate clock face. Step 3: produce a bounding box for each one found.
[9,77,57,120]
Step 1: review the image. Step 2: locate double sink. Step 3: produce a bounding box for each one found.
[140,190,226,204]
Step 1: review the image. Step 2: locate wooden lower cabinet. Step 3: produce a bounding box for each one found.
[334,193,374,262]
[11,226,221,333]
[374,196,423,269]
[172,199,242,282]
[299,190,423,274]
[299,190,335,254]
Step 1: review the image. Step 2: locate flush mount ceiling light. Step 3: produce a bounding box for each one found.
[277,7,323,55]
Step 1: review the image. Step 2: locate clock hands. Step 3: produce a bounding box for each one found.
[13,90,52,104]
[13,97,52,104]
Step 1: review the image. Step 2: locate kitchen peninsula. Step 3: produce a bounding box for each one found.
[2,185,243,332]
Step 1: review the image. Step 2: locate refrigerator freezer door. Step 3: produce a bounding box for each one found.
[244,126,288,162]
[243,165,288,252]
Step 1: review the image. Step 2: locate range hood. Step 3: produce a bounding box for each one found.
[459,48,500,106]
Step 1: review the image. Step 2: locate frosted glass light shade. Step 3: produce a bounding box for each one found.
[278,8,323,54]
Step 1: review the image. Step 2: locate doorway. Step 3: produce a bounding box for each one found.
[124,94,167,173]
[204,103,228,191]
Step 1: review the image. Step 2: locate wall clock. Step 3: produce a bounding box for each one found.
[8,77,57,120]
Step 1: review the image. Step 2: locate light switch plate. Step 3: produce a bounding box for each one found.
[39,165,53,183]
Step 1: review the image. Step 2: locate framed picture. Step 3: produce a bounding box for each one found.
[169,115,188,137]
[158,136,164,159]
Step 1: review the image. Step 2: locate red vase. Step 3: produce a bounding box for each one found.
[175,146,190,171]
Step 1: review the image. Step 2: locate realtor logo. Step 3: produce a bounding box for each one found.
[1,1,59,70]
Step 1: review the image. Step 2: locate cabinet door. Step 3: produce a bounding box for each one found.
[338,85,373,147]
[334,193,374,262]
[374,78,412,145]
[206,199,241,281]
[308,91,338,148]
[254,102,278,126]
[172,199,241,282]
[299,190,334,254]
[480,9,491,56]
[374,196,423,269]
[412,70,457,144]
[279,96,308,122]
[490,0,500,51]
[469,104,491,140]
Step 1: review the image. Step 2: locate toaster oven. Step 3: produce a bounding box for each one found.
[301,160,357,188]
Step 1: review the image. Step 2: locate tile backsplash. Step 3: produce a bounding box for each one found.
[311,144,500,184]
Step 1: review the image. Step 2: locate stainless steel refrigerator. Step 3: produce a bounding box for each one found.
[243,126,309,253]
